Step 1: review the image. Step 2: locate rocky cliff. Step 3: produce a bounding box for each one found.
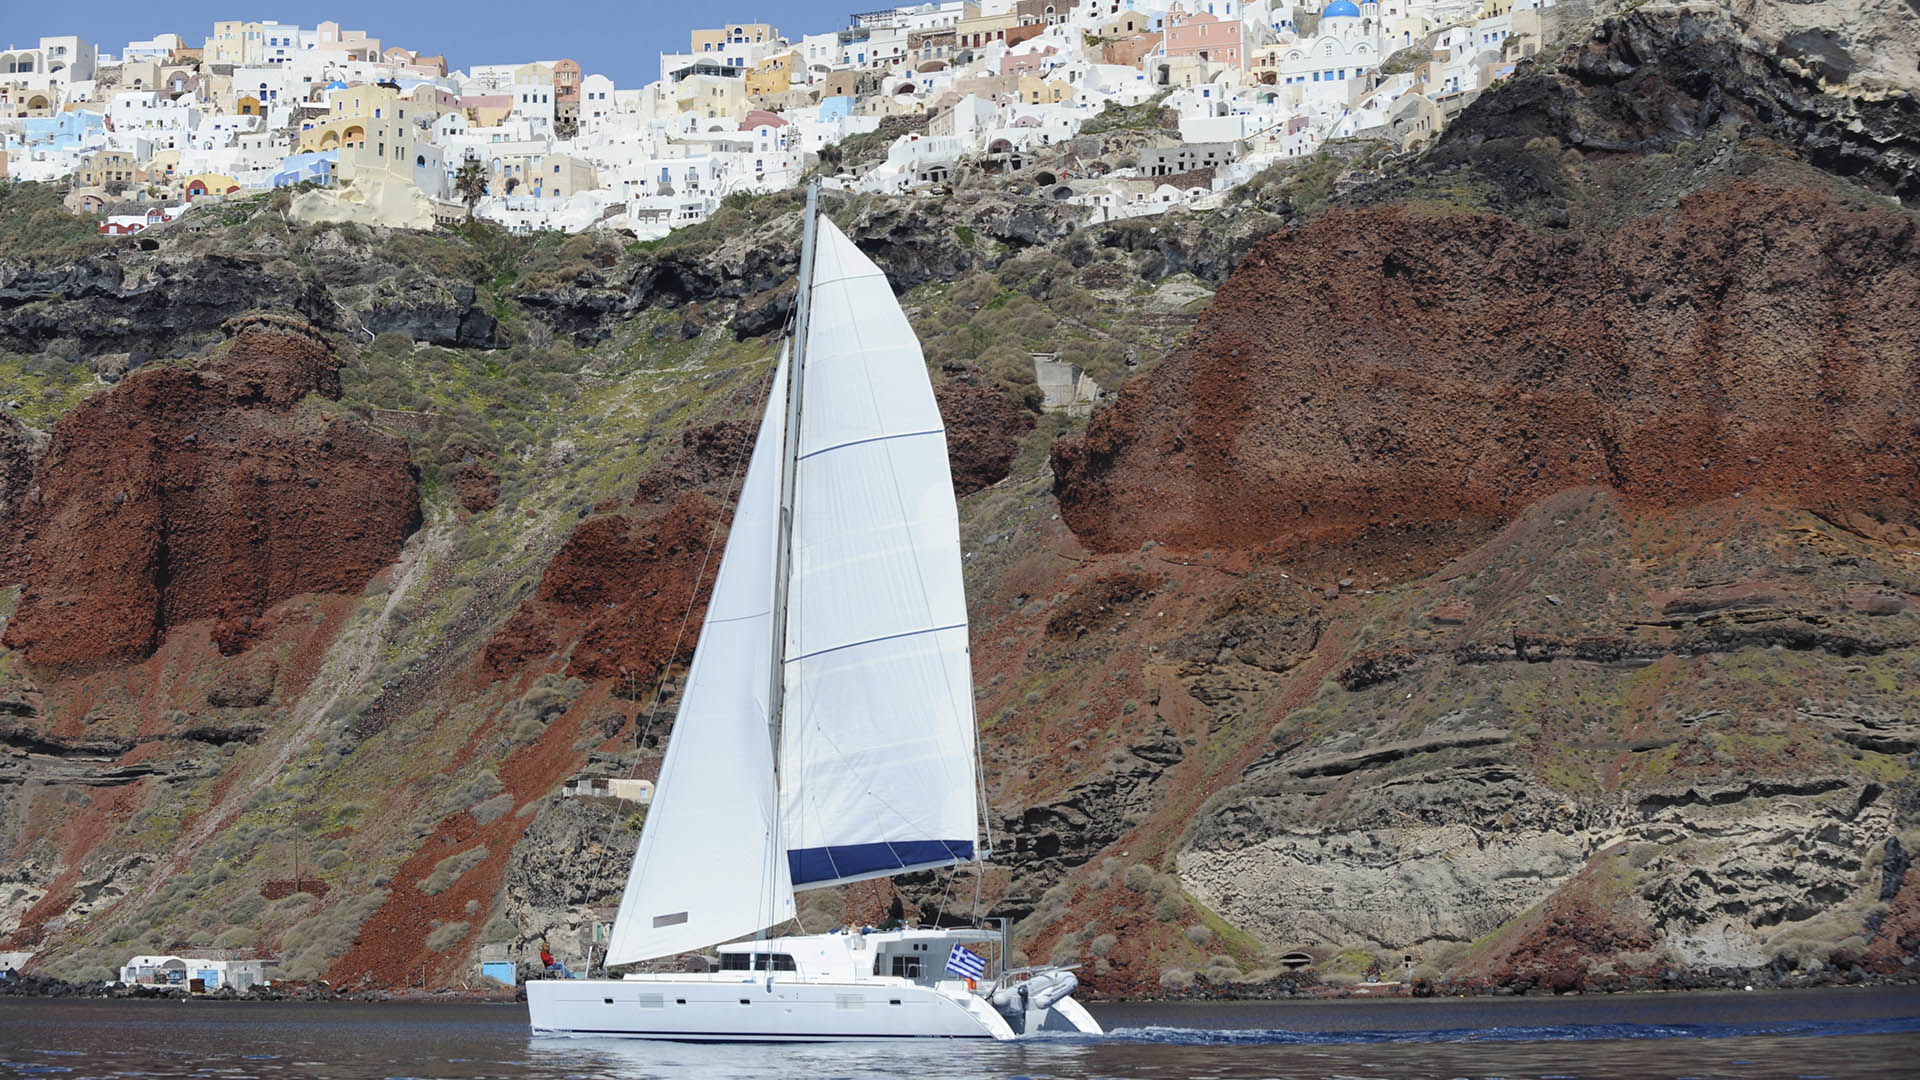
[2,0,1918,997]
[3,317,421,668]
[1052,185,1920,558]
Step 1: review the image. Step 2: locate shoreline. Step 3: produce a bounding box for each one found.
[3,970,1917,1006]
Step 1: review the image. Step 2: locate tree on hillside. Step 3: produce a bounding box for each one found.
[453,160,488,219]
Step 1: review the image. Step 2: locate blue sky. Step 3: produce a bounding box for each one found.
[1,3,853,87]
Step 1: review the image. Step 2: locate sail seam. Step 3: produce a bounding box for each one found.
[796,428,945,462]
[785,622,966,664]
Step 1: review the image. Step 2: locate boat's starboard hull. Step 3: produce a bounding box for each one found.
[525,975,1096,1041]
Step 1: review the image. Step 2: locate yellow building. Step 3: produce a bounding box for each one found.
[1018,75,1071,105]
[745,50,800,98]
[145,148,181,187]
[181,173,243,198]
[690,24,778,54]
[299,84,425,154]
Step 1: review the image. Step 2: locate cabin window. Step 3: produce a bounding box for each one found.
[890,956,923,979]
[719,952,796,971]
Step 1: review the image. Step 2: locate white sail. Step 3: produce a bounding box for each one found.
[605,352,794,965]
[778,219,980,890]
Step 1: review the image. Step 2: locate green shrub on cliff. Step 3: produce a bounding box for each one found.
[419,846,489,895]
[0,180,106,263]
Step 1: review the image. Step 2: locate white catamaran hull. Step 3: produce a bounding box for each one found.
[526,975,1099,1041]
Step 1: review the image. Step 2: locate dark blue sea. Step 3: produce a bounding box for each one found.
[2,987,1917,1078]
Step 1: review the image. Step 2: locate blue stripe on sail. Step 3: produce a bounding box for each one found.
[787,840,975,886]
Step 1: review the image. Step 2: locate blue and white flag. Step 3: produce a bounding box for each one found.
[945,946,986,981]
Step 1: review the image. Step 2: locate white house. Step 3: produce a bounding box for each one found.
[120,954,271,991]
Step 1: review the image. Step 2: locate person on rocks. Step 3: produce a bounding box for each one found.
[540,939,573,980]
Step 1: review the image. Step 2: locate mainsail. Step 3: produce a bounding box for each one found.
[604,353,794,966]
[778,219,980,889]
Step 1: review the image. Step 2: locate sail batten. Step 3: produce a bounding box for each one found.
[796,428,946,461]
[786,622,968,664]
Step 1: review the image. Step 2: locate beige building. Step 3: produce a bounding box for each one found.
[1018,75,1072,105]
[956,10,1018,48]
[76,149,138,190]
[298,84,430,154]
[674,73,748,119]
[690,24,779,54]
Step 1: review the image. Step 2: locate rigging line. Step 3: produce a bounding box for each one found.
[629,354,779,778]
[935,862,956,926]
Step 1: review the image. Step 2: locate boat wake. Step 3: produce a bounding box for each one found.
[1085,1016,1920,1045]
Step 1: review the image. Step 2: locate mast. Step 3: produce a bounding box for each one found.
[764,180,820,932]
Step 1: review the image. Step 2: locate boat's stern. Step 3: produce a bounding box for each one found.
[984,966,1102,1036]
[1039,991,1103,1035]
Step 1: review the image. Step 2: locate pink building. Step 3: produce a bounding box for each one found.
[1163,4,1244,69]
[999,47,1056,77]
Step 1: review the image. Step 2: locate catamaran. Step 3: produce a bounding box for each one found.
[525,183,1102,1041]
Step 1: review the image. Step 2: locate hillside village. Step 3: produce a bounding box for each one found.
[2,1,1566,237]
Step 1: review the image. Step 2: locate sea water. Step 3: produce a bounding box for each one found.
[2,986,1916,1079]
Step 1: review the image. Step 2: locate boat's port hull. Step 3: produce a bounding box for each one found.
[525,975,1096,1041]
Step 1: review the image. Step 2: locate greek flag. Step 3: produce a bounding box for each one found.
[945,946,986,981]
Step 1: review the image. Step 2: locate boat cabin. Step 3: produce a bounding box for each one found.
[708,928,999,987]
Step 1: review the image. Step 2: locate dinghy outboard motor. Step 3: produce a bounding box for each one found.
[989,968,1079,1023]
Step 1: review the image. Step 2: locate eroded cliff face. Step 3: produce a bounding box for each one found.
[1167,487,1918,985]
[1052,184,1920,559]
[1,320,421,669]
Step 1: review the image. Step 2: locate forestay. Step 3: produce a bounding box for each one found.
[604,353,795,965]
[778,219,981,889]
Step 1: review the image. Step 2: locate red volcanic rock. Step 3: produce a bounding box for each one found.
[452,459,500,514]
[1471,848,1657,992]
[938,376,1035,496]
[1,323,421,668]
[632,419,755,506]
[483,493,722,686]
[1053,184,1920,559]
